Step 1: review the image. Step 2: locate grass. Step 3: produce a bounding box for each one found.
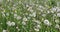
[0,0,60,32]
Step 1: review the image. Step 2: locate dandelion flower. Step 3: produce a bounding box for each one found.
[44,19,51,26]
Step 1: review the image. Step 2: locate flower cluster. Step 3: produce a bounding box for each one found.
[0,0,60,32]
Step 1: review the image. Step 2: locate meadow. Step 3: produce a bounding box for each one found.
[0,0,60,32]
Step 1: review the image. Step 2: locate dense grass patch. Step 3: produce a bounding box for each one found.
[0,0,60,32]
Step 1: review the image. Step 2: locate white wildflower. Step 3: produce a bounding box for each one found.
[51,7,56,12]
[51,11,54,13]
[14,13,17,17]
[27,17,31,19]
[2,30,7,32]
[6,13,9,16]
[55,19,59,23]
[26,4,29,7]
[47,11,50,13]
[11,22,15,26]
[57,8,60,12]
[29,14,33,17]
[32,12,36,17]
[42,14,46,17]
[57,13,60,17]
[14,13,18,18]
[17,16,21,20]
[39,5,44,9]
[16,26,19,29]
[6,21,15,26]
[30,9,34,13]
[6,21,12,26]
[22,21,26,25]
[16,26,20,31]
[23,17,28,21]
[34,28,39,32]
[55,24,60,29]
[37,25,41,28]
[44,19,51,26]
[18,29,20,31]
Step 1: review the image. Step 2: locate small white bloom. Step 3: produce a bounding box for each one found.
[6,21,12,26]
[55,24,60,29]
[17,16,21,20]
[32,12,36,17]
[23,17,28,21]
[14,14,17,18]
[44,20,49,24]
[34,28,39,32]
[16,26,20,31]
[57,13,60,17]
[39,5,44,9]
[55,19,59,23]
[14,14,17,17]
[18,29,20,31]
[44,19,51,26]
[57,8,60,12]
[42,14,46,17]
[22,21,26,25]
[7,21,15,26]
[27,17,31,19]
[11,22,15,26]
[51,11,54,13]
[47,11,50,13]
[6,13,9,16]
[29,14,33,17]
[2,30,7,32]
[37,25,41,28]
[26,4,29,7]
[16,26,19,29]
[30,9,34,13]
[51,7,56,12]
